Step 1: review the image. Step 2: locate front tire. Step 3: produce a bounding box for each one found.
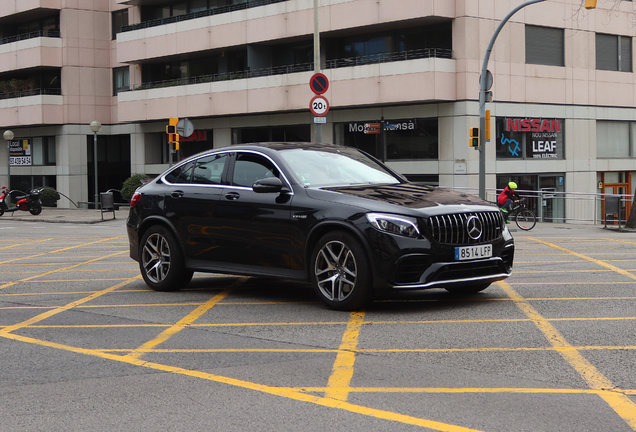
[29,204,42,215]
[515,209,536,231]
[310,231,372,311]
[139,225,193,292]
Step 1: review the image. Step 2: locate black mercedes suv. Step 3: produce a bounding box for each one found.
[126,142,514,310]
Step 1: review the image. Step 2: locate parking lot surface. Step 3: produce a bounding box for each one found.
[1,213,635,431]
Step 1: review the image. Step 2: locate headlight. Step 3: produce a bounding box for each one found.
[366,213,420,238]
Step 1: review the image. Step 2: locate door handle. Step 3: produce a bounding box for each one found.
[171,190,184,198]
[224,192,240,200]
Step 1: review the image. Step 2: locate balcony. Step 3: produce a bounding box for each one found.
[0,33,62,73]
[0,1,62,20]
[0,92,63,127]
[116,51,456,123]
[122,48,452,93]
[120,0,289,33]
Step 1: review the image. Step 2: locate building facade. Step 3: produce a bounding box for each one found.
[1,0,635,222]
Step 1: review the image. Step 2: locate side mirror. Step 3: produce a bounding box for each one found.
[252,177,285,193]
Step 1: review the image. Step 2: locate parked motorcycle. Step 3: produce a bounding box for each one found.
[0,187,43,216]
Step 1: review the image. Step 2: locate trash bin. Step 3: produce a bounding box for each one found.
[604,195,620,228]
[100,192,115,220]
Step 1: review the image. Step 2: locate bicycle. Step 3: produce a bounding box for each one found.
[500,198,537,231]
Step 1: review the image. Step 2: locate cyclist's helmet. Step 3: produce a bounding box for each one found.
[508,182,517,189]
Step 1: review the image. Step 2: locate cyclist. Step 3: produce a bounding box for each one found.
[497,182,520,222]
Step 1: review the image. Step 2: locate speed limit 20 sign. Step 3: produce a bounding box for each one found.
[309,95,329,116]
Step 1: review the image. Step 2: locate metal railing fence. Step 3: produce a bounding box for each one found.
[121,0,289,32]
[444,187,633,225]
[122,47,452,93]
[0,30,61,45]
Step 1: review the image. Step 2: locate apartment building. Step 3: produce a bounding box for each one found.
[1,0,635,222]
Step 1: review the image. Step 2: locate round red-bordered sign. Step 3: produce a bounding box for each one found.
[309,95,329,116]
[309,73,329,95]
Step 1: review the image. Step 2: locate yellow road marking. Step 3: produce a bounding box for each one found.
[0,331,484,432]
[0,235,125,266]
[0,275,141,335]
[125,289,234,359]
[498,281,636,429]
[522,238,636,281]
[606,239,636,246]
[125,277,247,359]
[293,387,627,395]
[0,250,127,291]
[325,311,365,401]
[0,238,54,250]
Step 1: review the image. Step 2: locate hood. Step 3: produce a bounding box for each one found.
[310,183,495,212]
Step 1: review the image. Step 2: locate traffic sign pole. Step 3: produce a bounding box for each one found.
[313,0,322,143]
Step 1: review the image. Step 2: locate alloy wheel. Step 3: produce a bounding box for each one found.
[314,240,358,302]
[141,233,171,284]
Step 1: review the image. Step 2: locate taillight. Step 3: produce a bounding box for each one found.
[130,192,142,207]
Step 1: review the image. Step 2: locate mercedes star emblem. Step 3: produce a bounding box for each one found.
[466,215,483,240]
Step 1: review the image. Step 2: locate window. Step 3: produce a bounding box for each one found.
[525,25,564,66]
[232,125,310,144]
[165,162,194,184]
[334,118,438,161]
[32,136,56,166]
[113,67,129,95]
[596,34,632,72]
[112,9,129,40]
[232,154,279,187]
[597,121,631,158]
[192,154,228,185]
[496,118,565,160]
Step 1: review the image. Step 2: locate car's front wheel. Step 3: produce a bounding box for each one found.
[310,231,372,311]
[139,225,193,291]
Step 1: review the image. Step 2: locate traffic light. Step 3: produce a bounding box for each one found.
[469,127,479,148]
[166,117,180,151]
[584,0,597,9]
[485,110,491,141]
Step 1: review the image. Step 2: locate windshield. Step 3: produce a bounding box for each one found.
[280,148,401,187]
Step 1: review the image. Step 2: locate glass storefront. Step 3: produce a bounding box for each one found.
[496,117,565,160]
[496,174,565,223]
[334,118,438,161]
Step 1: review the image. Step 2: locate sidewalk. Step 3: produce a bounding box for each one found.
[0,207,128,224]
[0,207,633,233]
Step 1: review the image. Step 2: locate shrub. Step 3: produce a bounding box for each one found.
[35,186,60,202]
[121,174,150,200]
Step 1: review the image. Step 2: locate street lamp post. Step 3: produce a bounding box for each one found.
[3,130,14,190]
[89,121,101,208]
[478,0,547,199]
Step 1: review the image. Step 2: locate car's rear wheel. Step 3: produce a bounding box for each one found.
[444,283,491,295]
[139,225,193,291]
[311,231,372,311]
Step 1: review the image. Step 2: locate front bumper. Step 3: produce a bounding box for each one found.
[364,227,515,291]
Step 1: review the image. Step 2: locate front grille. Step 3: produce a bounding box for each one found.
[427,211,503,244]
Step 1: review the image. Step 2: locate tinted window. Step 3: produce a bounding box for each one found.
[165,162,194,184]
[232,153,279,187]
[192,153,228,185]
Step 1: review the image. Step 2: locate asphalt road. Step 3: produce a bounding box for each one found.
[1,218,635,432]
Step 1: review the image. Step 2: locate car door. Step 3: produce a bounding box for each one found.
[163,153,230,262]
[215,151,294,275]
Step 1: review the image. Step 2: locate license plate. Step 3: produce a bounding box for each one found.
[455,244,492,261]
